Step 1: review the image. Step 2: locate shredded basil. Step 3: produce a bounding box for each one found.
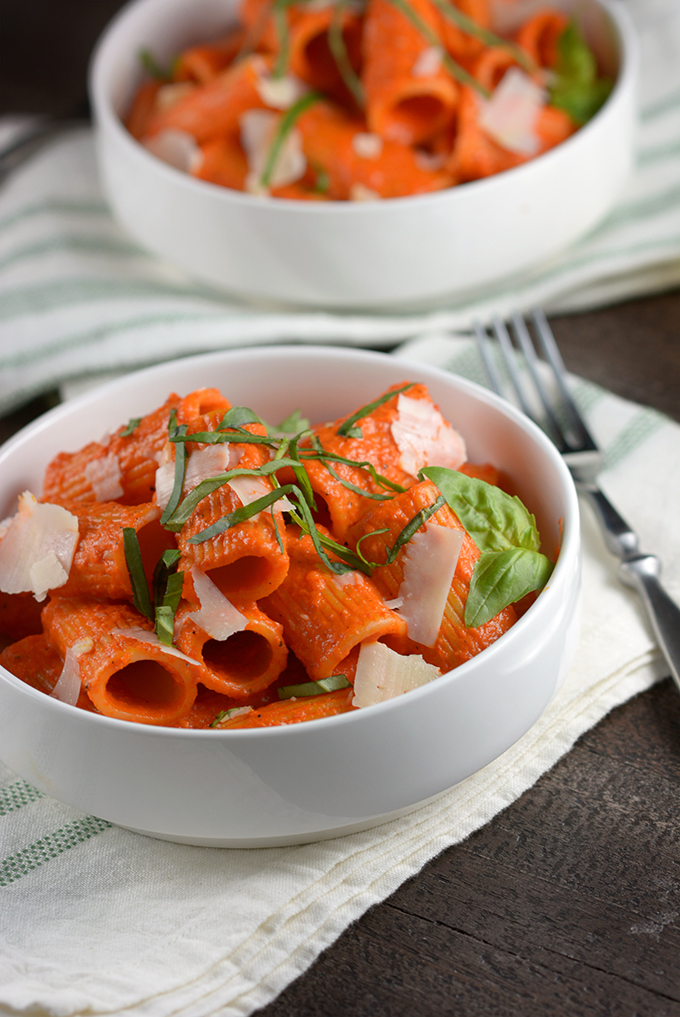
[259,89,323,189]
[384,0,490,97]
[278,674,351,699]
[160,419,188,527]
[139,48,174,80]
[119,417,141,438]
[336,382,415,437]
[328,1,365,108]
[122,528,154,620]
[430,0,537,74]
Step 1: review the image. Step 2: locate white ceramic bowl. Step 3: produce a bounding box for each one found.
[0,347,580,846]
[89,0,638,310]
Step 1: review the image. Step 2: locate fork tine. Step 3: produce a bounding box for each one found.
[472,319,504,395]
[530,309,598,452]
[509,312,566,442]
[489,315,536,420]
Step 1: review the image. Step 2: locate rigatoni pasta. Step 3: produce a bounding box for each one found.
[123,0,613,200]
[0,380,555,728]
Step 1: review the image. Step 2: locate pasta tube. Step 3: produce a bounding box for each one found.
[43,394,180,506]
[348,479,517,672]
[53,501,176,602]
[214,686,355,727]
[42,597,200,725]
[175,598,288,698]
[262,526,407,681]
[362,0,459,146]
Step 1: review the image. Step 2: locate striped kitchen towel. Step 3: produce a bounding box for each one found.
[1,332,678,1017]
[0,0,679,417]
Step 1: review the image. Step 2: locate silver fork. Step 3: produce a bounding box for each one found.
[474,309,680,694]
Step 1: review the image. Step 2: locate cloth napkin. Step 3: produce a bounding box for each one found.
[0,0,679,416]
[2,332,679,1017]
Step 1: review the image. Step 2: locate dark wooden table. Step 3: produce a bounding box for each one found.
[2,4,680,1014]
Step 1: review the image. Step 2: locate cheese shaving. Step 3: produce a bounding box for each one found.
[240,110,306,193]
[0,493,78,601]
[253,59,307,110]
[143,129,203,173]
[478,67,546,155]
[352,641,440,707]
[349,183,381,201]
[50,637,93,706]
[110,627,200,665]
[155,445,241,511]
[390,393,467,476]
[187,567,248,641]
[84,452,124,501]
[395,524,464,646]
[412,46,443,78]
[351,132,383,159]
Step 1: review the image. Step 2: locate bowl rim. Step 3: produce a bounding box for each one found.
[0,344,580,739]
[88,0,639,214]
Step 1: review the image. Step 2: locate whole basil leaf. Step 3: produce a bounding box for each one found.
[420,466,541,553]
[466,548,554,628]
[549,21,613,125]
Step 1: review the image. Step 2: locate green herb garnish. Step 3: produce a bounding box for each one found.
[549,20,613,125]
[421,467,554,627]
[385,0,490,97]
[430,0,537,75]
[152,549,184,645]
[119,417,141,437]
[260,89,323,190]
[274,408,312,435]
[160,416,188,527]
[122,527,154,620]
[278,674,351,699]
[336,383,415,437]
[328,1,365,108]
[139,48,173,80]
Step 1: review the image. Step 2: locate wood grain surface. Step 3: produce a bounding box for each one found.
[252,293,680,1016]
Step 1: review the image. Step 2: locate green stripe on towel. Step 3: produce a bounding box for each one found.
[0,816,112,888]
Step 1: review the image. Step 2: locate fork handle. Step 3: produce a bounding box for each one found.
[618,556,680,694]
[578,484,680,693]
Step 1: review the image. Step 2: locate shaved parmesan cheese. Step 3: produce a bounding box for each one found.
[155,82,196,111]
[229,474,272,508]
[110,627,200,665]
[352,641,440,708]
[395,524,463,645]
[252,59,307,110]
[50,637,93,706]
[143,129,203,173]
[187,567,247,641]
[241,110,306,193]
[412,45,443,78]
[0,493,78,601]
[229,474,293,515]
[155,445,241,510]
[349,183,381,201]
[185,445,235,493]
[478,68,546,155]
[384,596,404,610]
[154,461,176,511]
[84,452,123,501]
[390,393,467,476]
[352,132,383,159]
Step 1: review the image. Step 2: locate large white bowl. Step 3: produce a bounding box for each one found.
[0,347,580,846]
[89,0,638,309]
